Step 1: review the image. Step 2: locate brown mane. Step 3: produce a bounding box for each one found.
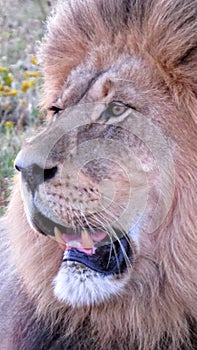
[40,0,197,121]
[0,1,196,349]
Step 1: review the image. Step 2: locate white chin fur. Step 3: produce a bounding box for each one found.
[53,262,129,307]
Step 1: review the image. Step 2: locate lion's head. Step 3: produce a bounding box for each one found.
[6,0,196,349]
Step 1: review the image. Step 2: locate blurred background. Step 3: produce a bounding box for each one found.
[0,0,55,215]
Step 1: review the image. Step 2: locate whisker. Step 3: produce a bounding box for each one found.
[100,193,128,211]
[64,199,133,271]
[90,207,132,270]
[89,212,114,269]
[97,214,127,274]
[98,210,132,269]
[108,224,132,269]
[73,209,87,231]
[78,205,96,233]
[97,203,133,249]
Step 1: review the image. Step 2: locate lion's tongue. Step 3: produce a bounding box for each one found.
[62,230,108,256]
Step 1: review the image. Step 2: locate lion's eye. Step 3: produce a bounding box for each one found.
[107,102,127,117]
[110,102,126,116]
[99,101,129,122]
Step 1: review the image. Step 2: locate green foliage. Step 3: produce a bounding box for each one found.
[0,124,23,215]
[0,0,54,215]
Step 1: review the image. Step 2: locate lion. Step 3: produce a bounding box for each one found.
[0,0,196,349]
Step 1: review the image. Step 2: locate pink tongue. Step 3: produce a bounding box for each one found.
[62,231,107,243]
[75,246,96,255]
[62,231,108,256]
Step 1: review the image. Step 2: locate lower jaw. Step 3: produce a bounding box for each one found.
[63,235,133,275]
[30,207,133,276]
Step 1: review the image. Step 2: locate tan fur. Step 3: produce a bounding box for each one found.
[0,1,196,349]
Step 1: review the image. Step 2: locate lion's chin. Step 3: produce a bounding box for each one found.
[53,260,130,307]
[52,226,133,306]
[53,234,133,306]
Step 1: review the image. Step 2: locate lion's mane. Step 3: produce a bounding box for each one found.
[0,1,196,349]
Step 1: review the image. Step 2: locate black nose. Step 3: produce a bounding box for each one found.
[15,162,57,192]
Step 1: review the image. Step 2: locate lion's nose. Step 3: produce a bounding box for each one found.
[15,161,57,192]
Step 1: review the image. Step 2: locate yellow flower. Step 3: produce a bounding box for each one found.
[2,103,12,110]
[4,121,14,128]
[23,71,40,78]
[0,84,3,91]
[21,80,35,92]
[2,86,11,92]
[0,67,8,73]
[31,57,37,65]
[2,89,18,96]
[11,90,18,95]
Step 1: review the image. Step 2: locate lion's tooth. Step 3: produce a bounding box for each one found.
[54,227,67,251]
[81,230,94,249]
[67,241,82,248]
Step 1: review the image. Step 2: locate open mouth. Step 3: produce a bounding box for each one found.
[32,208,133,276]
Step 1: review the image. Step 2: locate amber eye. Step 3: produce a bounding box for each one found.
[99,101,129,122]
[110,102,126,116]
[104,101,128,119]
